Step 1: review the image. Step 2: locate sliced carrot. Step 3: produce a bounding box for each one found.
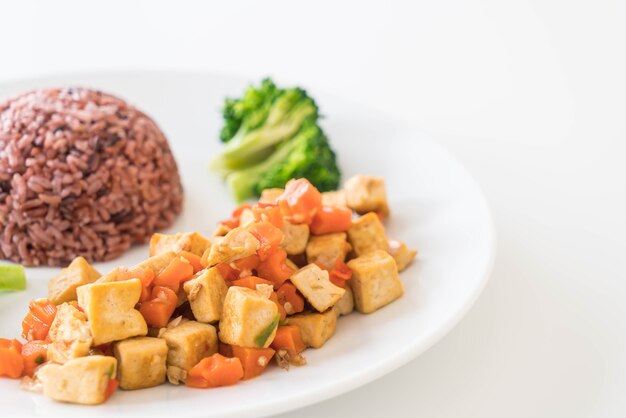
[252,203,283,228]
[180,251,204,273]
[220,203,252,229]
[104,378,119,401]
[21,299,56,341]
[231,346,275,380]
[271,326,306,357]
[247,221,284,261]
[153,256,194,293]
[276,178,322,225]
[230,276,274,290]
[216,255,261,281]
[186,353,244,389]
[256,248,294,288]
[269,292,287,321]
[139,286,178,328]
[328,258,352,288]
[0,338,24,378]
[20,340,48,377]
[276,282,305,314]
[310,206,352,235]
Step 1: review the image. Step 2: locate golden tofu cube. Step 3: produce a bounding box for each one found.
[149,232,211,257]
[286,309,337,348]
[160,321,218,371]
[321,190,348,208]
[388,239,417,271]
[48,256,101,304]
[38,355,116,405]
[347,250,404,314]
[219,286,279,348]
[305,232,351,270]
[347,212,388,256]
[281,221,310,255]
[206,227,260,267]
[77,279,147,345]
[113,337,168,390]
[183,267,228,323]
[47,303,92,364]
[290,264,345,312]
[259,188,284,204]
[333,285,354,316]
[344,175,389,216]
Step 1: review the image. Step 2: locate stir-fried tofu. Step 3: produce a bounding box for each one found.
[160,321,218,371]
[281,221,310,255]
[114,337,168,390]
[347,250,403,314]
[321,190,348,208]
[48,257,101,304]
[205,227,260,267]
[149,232,211,257]
[290,264,345,312]
[47,303,92,364]
[286,309,337,348]
[259,188,284,204]
[37,355,117,405]
[388,239,417,271]
[183,267,228,323]
[333,285,354,316]
[97,251,177,283]
[305,232,351,270]
[77,279,147,345]
[347,212,388,256]
[344,175,389,216]
[219,286,279,348]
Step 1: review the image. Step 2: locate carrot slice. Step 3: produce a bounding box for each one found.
[104,378,119,401]
[276,282,305,314]
[139,286,178,328]
[256,248,294,288]
[21,299,56,341]
[186,353,244,389]
[230,346,275,380]
[328,258,353,288]
[269,292,287,321]
[180,251,204,273]
[276,178,322,225]
[252,204,283,228]
[271,326,306,357]
[247,221,284,261]
[20,340,48,377]
[230,276,274,289]
[216,255,261,281]
[0,338,24,378]
[153,256,194,293]
[310,206,352,235]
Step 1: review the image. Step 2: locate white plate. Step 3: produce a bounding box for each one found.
[0,71,495,418]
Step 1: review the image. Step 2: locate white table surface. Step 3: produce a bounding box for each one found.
[1,1,624,417]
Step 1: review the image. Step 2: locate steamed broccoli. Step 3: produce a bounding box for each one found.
[212,78,341,201]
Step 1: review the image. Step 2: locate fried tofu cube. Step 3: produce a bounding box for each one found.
[160,321,218,371]
[77,279,147,345]
[97,252,177,284]
[388,239,417,271]
[149,232,211,257]
[219,286,279,348]
[333,285,354,316]
[344,175,389,216]
[347,250,403,314]
[290,264,345,312]
[347,212,388,256]
[47,303,93,364]
[259,188,284,204]
[281,221,310,255]
[286,309,337,348]
[305,232,351,270]
[38,355,116,405]
[205,227,260,267]
[183,267,228,323]
[113,337,168,390]
[48,257,101,304]
[321,190,348,208]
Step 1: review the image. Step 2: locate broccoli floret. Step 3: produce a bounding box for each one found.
[226,121,340,202]
[212,80,319,172]
[213,78,341,201]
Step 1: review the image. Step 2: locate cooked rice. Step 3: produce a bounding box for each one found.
[0,87,184,266]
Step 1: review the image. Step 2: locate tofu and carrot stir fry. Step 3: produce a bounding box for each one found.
[0,176,416,405]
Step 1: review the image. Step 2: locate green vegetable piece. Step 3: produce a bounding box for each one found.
[106,364,115,378]
[254,314,280,348]
[0,264,26,291]
[35,354,45,365]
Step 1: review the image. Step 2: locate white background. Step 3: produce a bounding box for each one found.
[1,1,624,417]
